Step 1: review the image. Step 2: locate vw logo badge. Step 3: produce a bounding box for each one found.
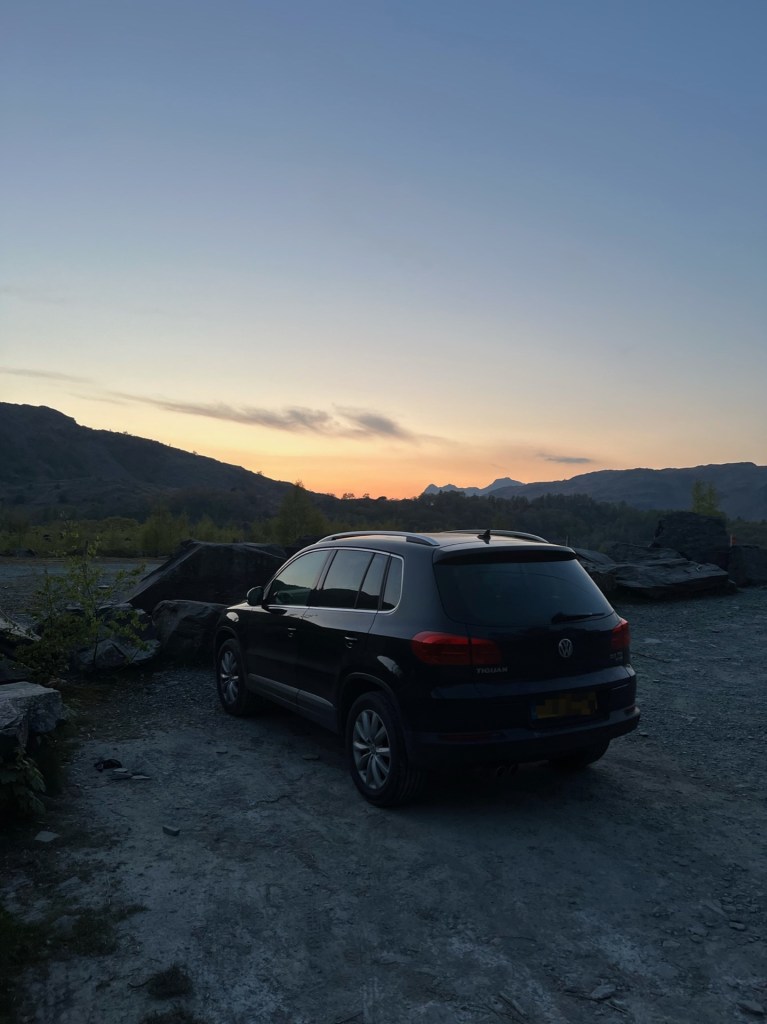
[558,638,574,658]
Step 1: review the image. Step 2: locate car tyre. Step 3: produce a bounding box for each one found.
[550,739,610,772]
[346,691,425,808]
[216,639,264,716]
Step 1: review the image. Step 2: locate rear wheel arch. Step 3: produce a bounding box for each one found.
[344,689,425,807]
[337,672,399,733]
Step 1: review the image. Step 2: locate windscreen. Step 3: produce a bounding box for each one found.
[434,556,613,627]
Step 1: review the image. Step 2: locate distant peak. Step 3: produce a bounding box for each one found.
[422,477,523,497]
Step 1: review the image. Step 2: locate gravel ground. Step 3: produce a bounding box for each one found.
[1,561,766,1024]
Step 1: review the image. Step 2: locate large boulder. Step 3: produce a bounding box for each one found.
[152,600,227,663]
[650,512,730,567]
[0,681,65,754]
[71,636,160,673]
[124,541,286,613]
[576,547,731,600]
[726,545,767,587]
[604,557,730,600]
[0,611,37,659]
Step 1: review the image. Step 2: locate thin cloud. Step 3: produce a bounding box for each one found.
[151,399,335,433]
[0,366,93,384]
[106,392,424,442]
[0,284,69,306]
[336,408,416,440]
[539,453,594,465]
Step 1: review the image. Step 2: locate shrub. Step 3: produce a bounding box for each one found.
[21,534,146,683]
[0,748,46,820]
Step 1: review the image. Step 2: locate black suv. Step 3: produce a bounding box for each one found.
[214,530,639,806]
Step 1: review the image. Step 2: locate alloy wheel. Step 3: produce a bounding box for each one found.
[352,708,391,790]
[218,648,240,706]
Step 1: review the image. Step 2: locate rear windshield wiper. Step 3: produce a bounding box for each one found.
[550,611,609,623]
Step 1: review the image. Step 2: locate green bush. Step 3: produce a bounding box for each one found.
[21,536,147,683]
[0,748,46,820]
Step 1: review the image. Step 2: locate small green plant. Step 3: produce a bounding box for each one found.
[146,963,194,999]
[0,748,46,819]
[21,530,147,683]
[141,1008,207,1024]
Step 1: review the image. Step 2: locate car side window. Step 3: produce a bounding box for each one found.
[381,556,403,611]
[311,549,373,609]
[357,553,388,610]
[267,550,330,607]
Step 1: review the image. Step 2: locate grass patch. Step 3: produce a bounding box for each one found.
[0,898,146,1023]
[58,909,118,956]
[146,963,194,999]
[55,903,146,958]
[0,905,45,1024]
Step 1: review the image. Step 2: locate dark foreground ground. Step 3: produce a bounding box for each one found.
[1,561,766,1024]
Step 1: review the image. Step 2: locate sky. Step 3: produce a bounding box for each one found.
[2,0,765,499]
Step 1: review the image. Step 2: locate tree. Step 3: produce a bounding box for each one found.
[691,481,723,518]
[272,482,329,544]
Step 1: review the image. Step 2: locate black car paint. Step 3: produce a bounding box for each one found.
[215,532,639,769]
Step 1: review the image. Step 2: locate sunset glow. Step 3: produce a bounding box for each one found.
[2,2,765,498]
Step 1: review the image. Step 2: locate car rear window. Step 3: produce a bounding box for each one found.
[434,556,613,627]
[381,556,403,611]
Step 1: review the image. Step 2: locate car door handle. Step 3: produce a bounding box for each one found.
[287,627,297,638]
[344,635,358,648]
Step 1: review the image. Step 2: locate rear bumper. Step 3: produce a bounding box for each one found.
[405,704,640,769]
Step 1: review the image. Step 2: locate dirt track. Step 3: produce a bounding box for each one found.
[2,565,766,1024]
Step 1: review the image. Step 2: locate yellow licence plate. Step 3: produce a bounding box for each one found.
[534,692,597,720]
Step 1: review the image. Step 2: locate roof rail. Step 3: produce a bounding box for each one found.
[451,529,549,544]
[316,530,440,547]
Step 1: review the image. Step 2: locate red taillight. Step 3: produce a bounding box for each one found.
[410,632,502,666]
[471,637,504,665]
[611,618,630,651]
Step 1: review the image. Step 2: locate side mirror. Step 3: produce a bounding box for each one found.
[246,586,264,607]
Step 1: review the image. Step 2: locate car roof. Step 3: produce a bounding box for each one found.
[314,530,574,557]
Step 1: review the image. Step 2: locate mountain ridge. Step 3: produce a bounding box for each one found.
[424,463,767,520]
[422,476,523,498]
[1,403,765,522]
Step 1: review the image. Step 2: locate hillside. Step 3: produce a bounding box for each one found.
[0,403,293,520]
[492,464,767,521]
[3,403,766,527]
[425,464,767,521]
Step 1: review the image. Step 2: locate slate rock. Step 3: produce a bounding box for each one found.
[34,831,60,843]
[1,682,65,753]
[727,545,767,586]
[577,548,730,600]
[650,512,730,567]
[605,558,730,600]
[152,599,227,663]
[124,541,286,613]
[0,611,37,659]
[589,984,616,1001]
[0,654,29,685]
[71,636,160,673]
[738,1002,765,1017]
